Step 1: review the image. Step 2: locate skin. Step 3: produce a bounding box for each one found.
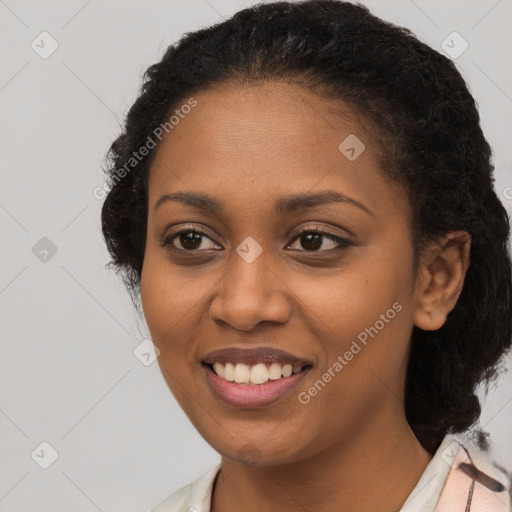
[140,80,471,512]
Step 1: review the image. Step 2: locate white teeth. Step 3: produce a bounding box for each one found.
[268,363,282,380]
[213,362,225,378]
[282,364,293,377]
[210,361,305,385]
[224,362,235,382]
[234,363,251,383]
[250,363,269,384]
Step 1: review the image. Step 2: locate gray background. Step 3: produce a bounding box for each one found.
[1,1,511,511]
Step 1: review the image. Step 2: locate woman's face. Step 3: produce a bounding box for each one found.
[141,81,422,466]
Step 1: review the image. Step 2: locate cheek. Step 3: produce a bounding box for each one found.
[140,255,198,365]
[141,261,206,414]
[141,247,201,331]
[299,250,414,377]
[292,282,412,445]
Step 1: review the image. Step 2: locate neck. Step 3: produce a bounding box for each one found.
[211,412,432,512]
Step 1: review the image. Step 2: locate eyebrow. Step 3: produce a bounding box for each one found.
[153,189,373,216]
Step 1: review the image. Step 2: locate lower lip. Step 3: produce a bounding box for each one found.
[203,364,311,408]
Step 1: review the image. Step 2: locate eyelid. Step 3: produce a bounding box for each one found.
[161,223,218,242]
[288,224,351,241]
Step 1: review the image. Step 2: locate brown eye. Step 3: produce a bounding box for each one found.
[177,231,203,250]
[288,228,353,252]
[159,229,221,252]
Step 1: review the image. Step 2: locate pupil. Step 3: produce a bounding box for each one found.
[302,233,321,250]
[181,232,201,250]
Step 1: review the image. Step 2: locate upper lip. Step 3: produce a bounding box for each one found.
[202,346,314,367]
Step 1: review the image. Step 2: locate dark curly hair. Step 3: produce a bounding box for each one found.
[100,0,512,454]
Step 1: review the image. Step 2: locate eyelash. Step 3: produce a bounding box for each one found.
[158,226,353,255]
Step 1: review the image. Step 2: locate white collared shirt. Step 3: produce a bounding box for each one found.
[151,434,509,512]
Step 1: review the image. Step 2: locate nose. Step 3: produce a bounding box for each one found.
[208,248,292,332]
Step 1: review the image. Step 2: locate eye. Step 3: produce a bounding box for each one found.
[287,227,353,252]
[159,228,221,252]
[159,225,352,254]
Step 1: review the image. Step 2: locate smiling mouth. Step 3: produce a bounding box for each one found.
[202,361,313,385]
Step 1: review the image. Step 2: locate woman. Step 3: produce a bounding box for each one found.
[100,1,512,510]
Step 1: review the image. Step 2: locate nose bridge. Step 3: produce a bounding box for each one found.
[209,236,291,329]
[225,236,274,298]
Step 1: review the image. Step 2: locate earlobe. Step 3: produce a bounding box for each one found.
[413,230,471,331]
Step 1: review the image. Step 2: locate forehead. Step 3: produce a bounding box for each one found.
[153,80,366,156]
[146,80,407,220]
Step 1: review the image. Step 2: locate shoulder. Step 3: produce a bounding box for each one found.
[151,463,222,512]
[436,433,511,512]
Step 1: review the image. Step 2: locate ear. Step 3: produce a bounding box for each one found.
[413,230,471,330]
